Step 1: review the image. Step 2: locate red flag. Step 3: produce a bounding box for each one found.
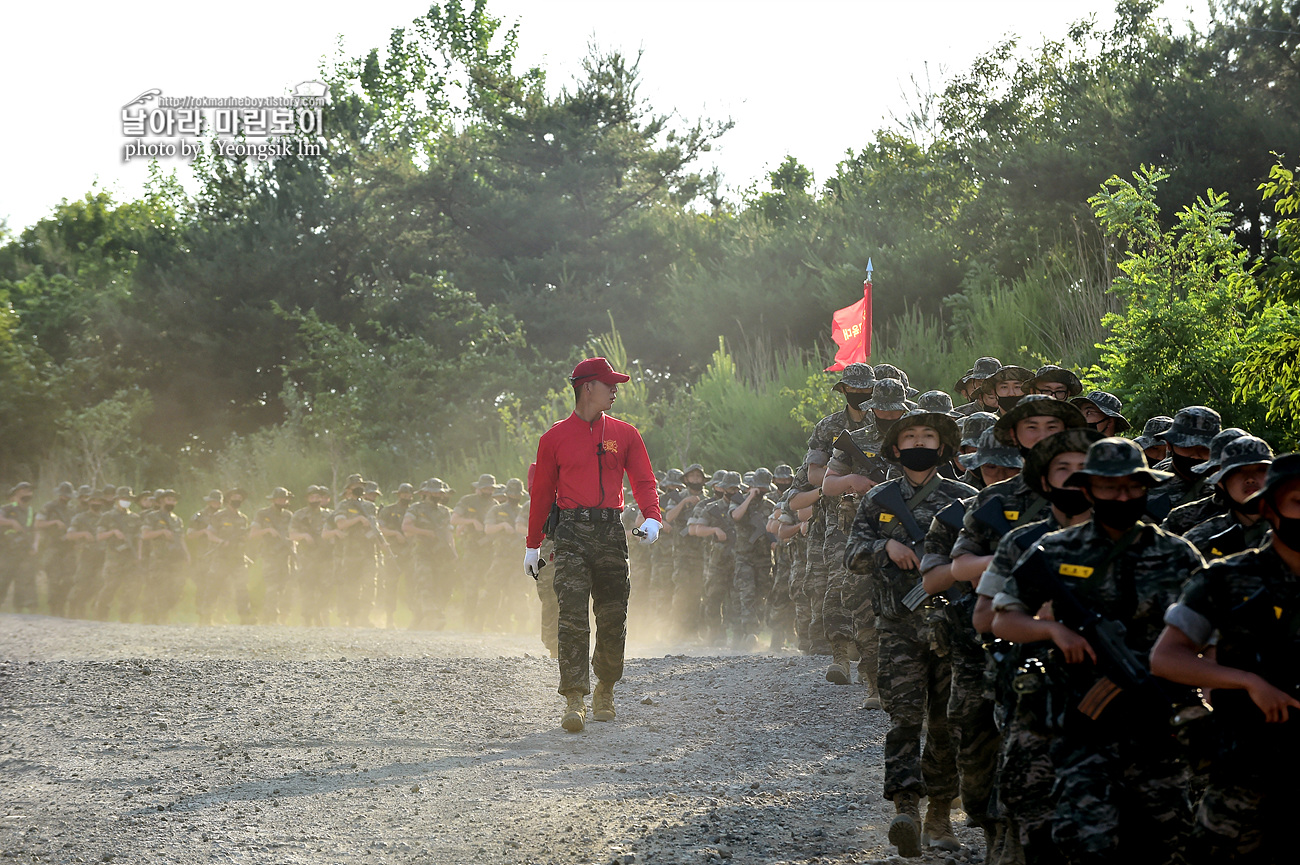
[825,271,872,371]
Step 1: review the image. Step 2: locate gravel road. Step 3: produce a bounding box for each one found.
[0,615,984,864]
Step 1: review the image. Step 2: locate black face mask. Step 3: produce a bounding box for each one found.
[1091,495,1147,530]
[163,503,175,513]
[846,392,872,410]
[1171,452,1201,478]
[1272,514,1300,550]
[774,480,792,492]
[898,447,942,472]
[997,395,1021,414]
[1088,421,1106,432]
[1044,485,1091,517]
[685,482,704,493]
[229,499,243,510]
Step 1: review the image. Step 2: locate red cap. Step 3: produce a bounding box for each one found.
[569,357,630,385]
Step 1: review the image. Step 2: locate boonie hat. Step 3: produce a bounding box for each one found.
[964,427,1025,471]
[1192,428,1248,475]
[916,390,962,417]
[1024,365,1083,399]
[1246,452,1300,506]
[1070,390,1131,433]
[1065,437,1173,487]
[881,410,962,462]
[866,379,911,413]
[268,486,294,499]
[1134,416,1174,451]
[1158,406,1222,449]
[833,363,876,392]
[474,473,497,490]
[1206,436,1274,486]
[505,478,525,496]
[774,464,794,479]
[960,412,998,448]
[1022,428,1104,494]
[993,395,1086,446]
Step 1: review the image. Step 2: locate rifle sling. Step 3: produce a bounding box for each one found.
[906,473,944,512]
[1017,494,1048,526]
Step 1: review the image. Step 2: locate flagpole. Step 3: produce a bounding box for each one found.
[863,258,872,359]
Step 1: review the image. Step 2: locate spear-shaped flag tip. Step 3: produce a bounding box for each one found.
[866,258,873,278]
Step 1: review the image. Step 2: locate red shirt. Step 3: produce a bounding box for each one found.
[526,411,661,548]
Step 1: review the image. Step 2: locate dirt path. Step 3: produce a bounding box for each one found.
[0,615,983,864]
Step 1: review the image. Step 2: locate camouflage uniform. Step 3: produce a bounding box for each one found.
[254,491,297,624]
[189,496,223,625]
[670,465,709,640]
[729,470,776,641]
[1182,511,1271,560]
[0,488,38,612]
[453,483,498,630]
[36,487,76,617]
[845,443,976,807]
[651,473,687,623]
[1164,534,1300,862]
[379,489,413,624]
[65,500,108,619]
[404,481,456,630]
[1160,428,1246,534]
[484,486,529,630]
[94,494,143,621]
[207,500,253,625]
[290,491,333,626]
[693,479,739,643]
[335,492,380,627]
[995,478,1204,864]
[786,464,816,652]
[553,511,630,696]
[1148,406,1223,516]
[142,498,188,624]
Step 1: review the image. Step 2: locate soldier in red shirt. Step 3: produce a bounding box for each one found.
[525,357,663,733]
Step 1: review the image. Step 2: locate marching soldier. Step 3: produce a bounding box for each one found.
[1149,406,1223,517]
[669,464,709,641]
[403,479,457,631]
[334,474,381,628]
[65,487,109,619]
[190,490,224,625]
[94,486,144,621]
[35,482,77,616]
[252,487,297,624]
[140,489,189,624]
[1134,416,1174,466]
[729,467,777,650]
[289,486,333,626]
[1024,365,1083,401]
[378,483,416,629]
[954,357,1003,416]
[1181,436,1274,559]
[204,488,254,625]
[0,482,39,612]
[1161,427,1246,535]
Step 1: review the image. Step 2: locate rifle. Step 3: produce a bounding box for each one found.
[969,496,1013,538]
[833,430,889,484]
[1013,548,1178,722]
[358,501,396,559]
[872,482,932,611]
[1146,492,1173,522]
[1206,523,1246,559]
[935,499,966,532]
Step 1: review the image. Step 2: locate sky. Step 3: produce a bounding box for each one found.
[2,0,1210,234]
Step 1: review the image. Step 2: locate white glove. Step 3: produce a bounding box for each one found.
[523,548,542,580]
[637,518,662,545]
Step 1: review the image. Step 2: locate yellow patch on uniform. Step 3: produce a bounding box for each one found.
[603,439,618,454]
[1059,563,1094,578]
[864,451,876,458]
[1210,548,1223,557]
[879,513,895,523]
[1004,510,1020,521]
[1275,606,1285,620]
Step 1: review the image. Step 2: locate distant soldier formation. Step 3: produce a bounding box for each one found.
[3,356,1297,862]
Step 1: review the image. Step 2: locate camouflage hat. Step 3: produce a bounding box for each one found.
[707,469,727,488]
[873,363,918,398]
[304,485,324,496]
[423,478,453,495]
[225,487,248,499]
[87,488,108,503]
[751,468,774,488]
[1246,452,1300,506]
[916,390,962,417]
[1206,436,1274,486]
[492,484,507,495]
[362,481,380,495]
[833,362,876,392]
[993,395,1086,446]
[1191,427,1248,475]
[960,412,998,448]
[204,489,224,503]
[963,427,1025,471]
[1022,428,1104,494]
[1070,390,1130,433]
[985,364,1035,389]
[1158,406,1222,449]
[969,356,1003,380]
[741,471,755,486]
[881,410,962,462]
[160,489,178,499]
[474,473,497,489]
[268,486,294,499]
[345,473,365,488]
[662,468,685,487]
[1024,365,1083,399]
[76,484,93,498]
[683,463,706,478]
[720,471,743,490]
[152,489,166,501]
[1133,416,1174,451]
[774,463,794,479]
[954,368,975,393]
[1065,437,1173,487]
[9,481,34,497]
[504,478,525,496]
[393,483,416,495]
[865,378,910,413]
[55,481,75,497]
[114,485,134,499]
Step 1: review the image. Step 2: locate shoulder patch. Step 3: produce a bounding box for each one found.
[1059,563,1093,579]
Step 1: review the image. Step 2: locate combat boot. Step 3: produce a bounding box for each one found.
[888,792,922,858]
[921,798,961,852]
[561,692,586,733]
[825,637,852,684]
[592,681,616,722]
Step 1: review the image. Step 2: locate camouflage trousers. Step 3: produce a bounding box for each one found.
[1189,776,1295,862]
[335,552,377,627]
[95,553,141,621]
[378,551,410,626]
[947,647,1001,833]
[0,551,38,613]
[142,553,186,625]
[700,546,734,641]
[648,541,675,619]
[553,517,630,696]
[536,541,558,656]
[789,539,812,653]
[670,546,706,639]
[296,547,333,626]
[199,558,253,625]
[830,529,878,686]
[1049,731,1191,864]
[732,550,771,636]
[43,550,76,618]
[877,620,958,803]
[997,694,1060,860]
[767,545,795,640]
[66,548,105,619]
[804,530,830,653]
[261,554,296,625]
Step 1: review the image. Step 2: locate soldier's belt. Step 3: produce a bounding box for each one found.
[558,507,622,523]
